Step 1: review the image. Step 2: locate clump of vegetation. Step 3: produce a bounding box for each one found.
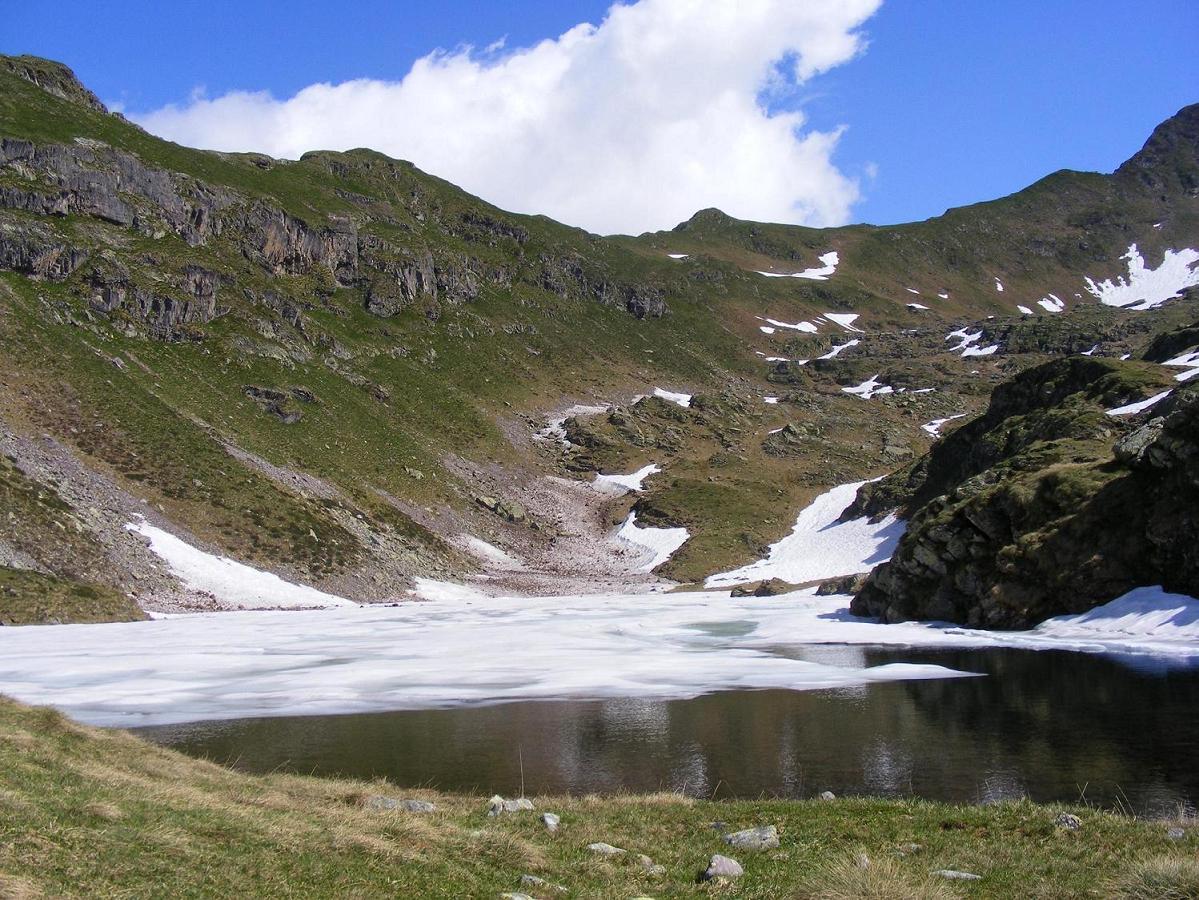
[0,566,143,624]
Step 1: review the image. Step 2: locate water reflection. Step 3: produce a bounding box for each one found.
[137,647,1199,816]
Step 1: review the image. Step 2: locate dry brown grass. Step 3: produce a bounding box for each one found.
[1108,856,1199,900]
[794,855,960,900]
[0,873,42,900]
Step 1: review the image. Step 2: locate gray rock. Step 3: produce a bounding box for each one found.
[637,854,666,877]
[702,854,744,881]
[487,795,534,816]
[1167,826,1187,840]
[399,799,436,813]
[540,812,561,833]
[363,795,398,810]
[935,869,982,881]
[897,843,923,856]
[519,874,567,893]
[854,853,871,869]
[499,894,533,900]
[724,825,779,850]
[819,790,837,801]
[1054,812,1082,831]
[586,842,626,857]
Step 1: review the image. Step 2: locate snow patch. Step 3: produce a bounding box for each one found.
[652,388,692,408]
[842,375,893,400]
[593,463,662,495]
[763,396,780,405]
[756,250,839,281]
[616,513,689,571]
[667,253,688,259]
[962,343,999,358]
[825,312,863,332]
[707,481,904,588]
[994,278,1005,292]
[460,536,525,570]
[126,521,354,610]
[1085,244,1199,310]
[937,291,950,300]
[1017,305,1034,316]
[922,414,967,436]
[818,339,860,360]
[1106,390,1173,417]
[1037,295,1066,313]
[907,303,930,311]
[759,326,776,334]
[764,317,819,333]
[537,404,609,446]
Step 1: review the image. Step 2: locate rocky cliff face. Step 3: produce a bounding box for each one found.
[851,359,1198,628]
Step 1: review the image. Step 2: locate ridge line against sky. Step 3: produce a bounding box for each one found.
[5,0,1198,235]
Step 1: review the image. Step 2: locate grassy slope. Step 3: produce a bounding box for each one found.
[0,696,1194,899]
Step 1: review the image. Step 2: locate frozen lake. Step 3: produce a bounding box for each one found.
[137,646,1199,817]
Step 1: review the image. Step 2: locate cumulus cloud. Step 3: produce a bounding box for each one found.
[133,0,881,234]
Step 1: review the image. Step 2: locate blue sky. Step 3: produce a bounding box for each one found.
[5,0,1197,230]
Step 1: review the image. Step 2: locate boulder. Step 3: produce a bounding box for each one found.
[586,842,626,857]
[540,812,561,833]
[724,825,779,850]
[487,795,534,816]
[701,854,743,881]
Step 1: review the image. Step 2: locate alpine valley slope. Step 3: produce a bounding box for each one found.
[0,54,1197,623]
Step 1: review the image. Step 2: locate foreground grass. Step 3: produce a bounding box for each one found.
[0,697,1193,899]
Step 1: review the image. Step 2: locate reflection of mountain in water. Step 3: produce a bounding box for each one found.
[138,648,1199,817]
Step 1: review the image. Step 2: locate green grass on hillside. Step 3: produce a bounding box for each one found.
[0,696,1194,899]
[0,567,143,625]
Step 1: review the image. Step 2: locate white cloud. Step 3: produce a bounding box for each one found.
[132,0,881,235]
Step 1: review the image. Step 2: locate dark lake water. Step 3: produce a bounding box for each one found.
[136,646,1199,817]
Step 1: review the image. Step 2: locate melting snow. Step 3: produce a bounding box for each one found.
[962,343,1000,358]
[1037,295,1066,313]
[537,404,609,446]
[907,303,931,311]
[756,250,839,281]
[764,318,819,333]
[759,326,776,334]
[1085,244,1199,310]
[667,253,688,259]
[707,481,904,588]
[994,279,1005,292]
[126,521,355,610]
[937,291,950,300]
[461,537,525,571]
[1017,305,1034,315]
[922,414,967,436]
[616,513,689,572]
[1106,390,1173,417]
[593,464,661,495]
[818,339,860,360]
[906,288,921,295]
[825,312,863,332]
[653,388,692,408]
[763,396,780,405]
[842,375,894,400]
[945,328,983,353]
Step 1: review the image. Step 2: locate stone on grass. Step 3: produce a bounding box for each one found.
[540,812,561,833]
[519,874,567,893]
[488,795,534,816]
[363,795,397,811]
[1054,812,1082,831]
[855,853,870,869]
[819,790,837,801]
[724,825,779,850]
[702,854,744,881]
[1167,826,1186,840]
[587,842,626,857]
[637,854,666,877]
[500,894,533,900]
[399,799,436,813]
[935,869,982,881]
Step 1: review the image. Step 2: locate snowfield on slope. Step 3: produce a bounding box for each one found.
[593,464,661,495]
[706,481,904,588]
[756,250,839,280]
[126,521,354,610]
[1085,244,1199,310]
[615,513,689,571]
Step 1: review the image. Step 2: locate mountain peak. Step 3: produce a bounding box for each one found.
[1,54,108,114]
[1116,102,1199,198]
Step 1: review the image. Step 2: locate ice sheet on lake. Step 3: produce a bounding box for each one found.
[652,388,692,408]
[616,512,689,571]
[1085,244,1199,310]
[593,464,661,494]
[756,250,839,281]
[706,481,904,588]
[126,521,355,609]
